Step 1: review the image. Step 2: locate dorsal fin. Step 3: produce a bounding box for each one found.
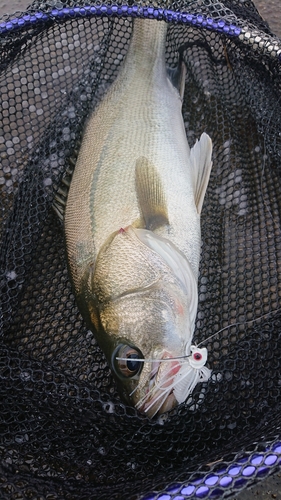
[189,132,213,214]
[52,148,79,221]
[135,157,169,231]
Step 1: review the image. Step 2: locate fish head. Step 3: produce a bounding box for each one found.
[99,291,189,416]
[92,226,205,417]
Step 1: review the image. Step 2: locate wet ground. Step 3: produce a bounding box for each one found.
[233,473,281,500]
[254,0,281,37]
[1,0,281,499]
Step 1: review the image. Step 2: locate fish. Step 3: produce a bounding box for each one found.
[63,18,213,417]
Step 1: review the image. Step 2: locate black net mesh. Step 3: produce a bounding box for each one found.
[1,1,281,498]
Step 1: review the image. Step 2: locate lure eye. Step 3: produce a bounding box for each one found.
[193,352,202,361]
[189,346,208,369]
[114,345,143,378]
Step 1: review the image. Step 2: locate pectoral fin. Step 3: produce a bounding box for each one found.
[135,157,169,231]
[189,132,213,214]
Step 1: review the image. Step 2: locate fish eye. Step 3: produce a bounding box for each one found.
[113,345,143,378]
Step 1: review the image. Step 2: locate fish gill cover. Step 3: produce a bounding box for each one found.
[0,0,281,498]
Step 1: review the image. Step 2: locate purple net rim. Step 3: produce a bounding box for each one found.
[0,4,241,37]
[141,442,281,499]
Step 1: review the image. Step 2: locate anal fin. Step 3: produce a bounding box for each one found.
[135,157,169,231]
[189,132,213,214]
[167,53,187,101]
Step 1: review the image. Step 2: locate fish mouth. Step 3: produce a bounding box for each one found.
[136,355,181,418]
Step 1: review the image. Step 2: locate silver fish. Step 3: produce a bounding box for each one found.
[64,18,213,417]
